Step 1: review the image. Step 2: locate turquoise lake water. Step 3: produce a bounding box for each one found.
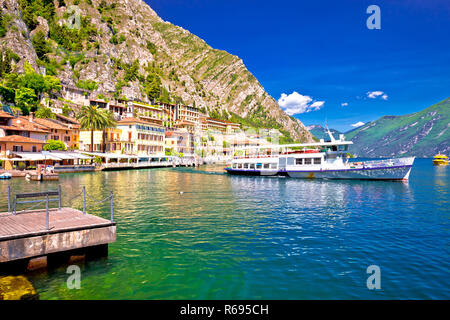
[0,158,448,299]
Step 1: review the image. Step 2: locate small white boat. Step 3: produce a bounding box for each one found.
[0,172,12,180]
[225,130,414,181]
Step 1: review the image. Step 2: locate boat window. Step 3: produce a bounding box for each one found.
[270,163,277,169]
[256,163,262,169]
[295,158,303,165]
[238,163,242,169]
[304,158,312,165]
[232,163,237,169]
[287,157,295,165]
[264,163,270,169]
[244,163,249,169]
[314,158,321,165]
[250,163,255,169]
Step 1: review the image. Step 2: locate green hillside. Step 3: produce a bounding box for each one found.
[345,98,450,157]
[307,125,342,141]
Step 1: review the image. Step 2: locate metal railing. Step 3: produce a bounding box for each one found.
[10,186,61,216]
[356,157,415,168]
[7,186,114,231]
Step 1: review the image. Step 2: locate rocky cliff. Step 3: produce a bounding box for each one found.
[0,0,313,142]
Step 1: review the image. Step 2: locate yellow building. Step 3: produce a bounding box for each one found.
[79,128,123,153]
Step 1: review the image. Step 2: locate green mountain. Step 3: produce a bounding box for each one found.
[345,98,450,157]
[307,125,342,141]
[0,0,313,142]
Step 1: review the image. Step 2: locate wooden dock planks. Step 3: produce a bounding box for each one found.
[0,208,116,263]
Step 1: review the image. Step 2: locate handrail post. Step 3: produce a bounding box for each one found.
[7,186,11,213]
[46,194,49,231]
[58,185,62,210]
[110,191,114,222]
[82,186,86,215]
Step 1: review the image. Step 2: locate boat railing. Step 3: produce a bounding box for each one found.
[352,157,415,168]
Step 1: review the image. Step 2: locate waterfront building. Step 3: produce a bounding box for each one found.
[32,116,80,149]
[0,113,50,141]
[165,129,194,156]
[117,117,165,156]
[79,128,123,153]
[0,135,46,170]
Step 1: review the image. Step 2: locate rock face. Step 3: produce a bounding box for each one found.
[0,0,313,142]
[0,276,39,300]
[345,98,450,158]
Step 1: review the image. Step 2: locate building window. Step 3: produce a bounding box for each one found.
[13,145,23,152]
[32,146,37,152]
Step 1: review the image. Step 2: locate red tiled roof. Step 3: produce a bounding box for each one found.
[55,114,80,125]
[0,135,46,144]
[117,117,150,125]
[0,111,13,118]
[32,118,71,130]
[3,117,50,133]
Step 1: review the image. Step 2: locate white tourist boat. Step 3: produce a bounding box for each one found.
[225,130,415,180]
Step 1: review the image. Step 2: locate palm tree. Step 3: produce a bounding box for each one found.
[77,105,116,152]
[100,109,117,153]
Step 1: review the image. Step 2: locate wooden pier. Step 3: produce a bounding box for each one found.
[0,188,116,269]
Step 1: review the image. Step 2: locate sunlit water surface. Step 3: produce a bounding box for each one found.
[0,158,448,299]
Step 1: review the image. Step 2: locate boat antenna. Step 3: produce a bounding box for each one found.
[325,123,335,142]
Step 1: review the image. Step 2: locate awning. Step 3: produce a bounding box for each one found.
[14,152,62,161]
[46,151,94,160]
[81,152,138,159]
[72,152,94,160]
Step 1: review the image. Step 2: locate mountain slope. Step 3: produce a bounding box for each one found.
[0,0,313,142]
[345,98,450,157]
[307,125,342,141]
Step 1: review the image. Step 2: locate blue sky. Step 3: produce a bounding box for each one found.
[147,0,450,132]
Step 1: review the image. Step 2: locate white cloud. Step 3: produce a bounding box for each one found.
[310,101,325,109]
[341,102,348,107]
[367,91,388,100]
[278,91,325,115]
[351,121,365,128]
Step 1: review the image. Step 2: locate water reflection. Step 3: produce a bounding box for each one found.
[0,159,448,299]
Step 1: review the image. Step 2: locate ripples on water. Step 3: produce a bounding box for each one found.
[0,159,448,299]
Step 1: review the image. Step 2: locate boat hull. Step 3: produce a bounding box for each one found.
[286,165,413,180]
[225,168,279,176]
